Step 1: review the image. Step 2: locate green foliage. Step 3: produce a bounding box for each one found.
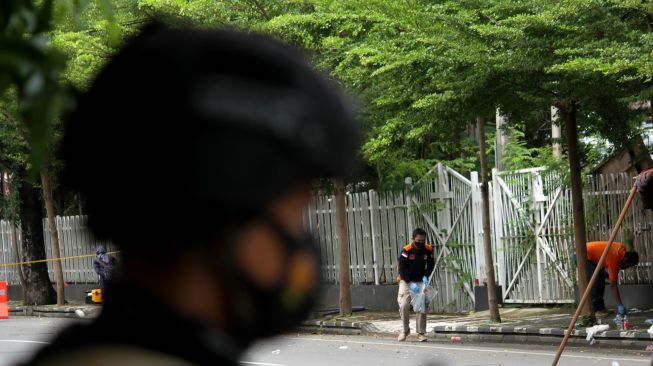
[103,0,653,187]
[51,1,144,89]
[0,0,137,180]
[0,0,148,219]
[578,313,595,327]
[5,0,653,191]
[502,127,539,171]
[0,0,68,179]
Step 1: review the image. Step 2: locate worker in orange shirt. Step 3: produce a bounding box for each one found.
[585,241,639,316]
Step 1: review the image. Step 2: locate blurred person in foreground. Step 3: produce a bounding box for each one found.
[24,22,359,366]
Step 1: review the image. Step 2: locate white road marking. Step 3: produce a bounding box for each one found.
[0,339,286,366]
[283,336,651,363]
[0,338,287,366]
[0,340,49,345]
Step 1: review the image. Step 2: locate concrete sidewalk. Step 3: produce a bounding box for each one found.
[7,301,101,319]
[302,307,653,349]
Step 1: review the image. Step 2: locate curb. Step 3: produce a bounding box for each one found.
[9,305,100,319]
[301,320,368,330]
[299,320,653,348]
[432,324,653,341]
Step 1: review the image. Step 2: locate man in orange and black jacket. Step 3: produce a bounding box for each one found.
[397,228,434,342]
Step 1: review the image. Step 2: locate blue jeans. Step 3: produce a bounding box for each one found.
[572,254,607,311]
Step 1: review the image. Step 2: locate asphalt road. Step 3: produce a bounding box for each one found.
[1,317,651,366]
[242,334,652,366]
[0,317,77,366]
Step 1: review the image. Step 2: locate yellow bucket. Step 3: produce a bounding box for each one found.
[91,289,102,303]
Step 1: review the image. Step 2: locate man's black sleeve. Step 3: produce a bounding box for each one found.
[425,251,435,278]
[398,250,410,282]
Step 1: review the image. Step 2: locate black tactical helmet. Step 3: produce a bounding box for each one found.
[61,23,360,248]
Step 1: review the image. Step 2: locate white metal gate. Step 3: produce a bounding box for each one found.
[411,163,483,312]
[492,168,575,303]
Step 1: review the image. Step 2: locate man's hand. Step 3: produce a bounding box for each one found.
[617,304,626,315]
[422,276,429,287]
[410,282,420,294]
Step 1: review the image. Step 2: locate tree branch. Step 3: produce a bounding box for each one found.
[496,76,558,98]
[247,0,271,21]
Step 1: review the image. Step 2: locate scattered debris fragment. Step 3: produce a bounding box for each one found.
[271,350,281,355]
[613,315,625,330]
[339,346,349,350]
[586,324,609,344]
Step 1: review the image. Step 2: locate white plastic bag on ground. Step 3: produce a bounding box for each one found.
[586,324,609,344]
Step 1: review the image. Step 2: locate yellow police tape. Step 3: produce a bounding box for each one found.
[0,251,120,267]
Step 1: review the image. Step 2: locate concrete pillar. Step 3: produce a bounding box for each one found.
[495,108,508,171]
[551,106,562,159]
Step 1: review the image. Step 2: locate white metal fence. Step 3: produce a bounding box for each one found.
[584,173,653,284]
[306,191,412,286]
[310,165,653,311]
[0,221,20,285]
[0,216,115,286]
[1,165,652,312]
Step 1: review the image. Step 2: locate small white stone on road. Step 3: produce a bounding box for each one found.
[74,309,85,318]
[271,349,281,355]
[339,346,349,350]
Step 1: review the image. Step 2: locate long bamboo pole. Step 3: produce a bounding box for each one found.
[551,183,637,366]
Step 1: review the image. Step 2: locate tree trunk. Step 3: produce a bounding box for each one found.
[561,103,592,315]
[477,115,501,323]
[334,178,352,316]
[41,167,65,305]
[18,176,56,305]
